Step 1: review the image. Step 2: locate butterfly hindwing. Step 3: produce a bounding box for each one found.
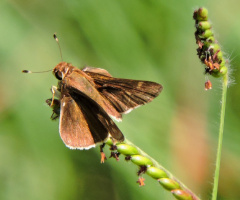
[59,85,124,149]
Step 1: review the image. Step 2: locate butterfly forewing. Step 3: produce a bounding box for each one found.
[64,69,122,121]
[82,69,163,114]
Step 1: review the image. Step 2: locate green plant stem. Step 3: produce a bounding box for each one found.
[212,75,228,200]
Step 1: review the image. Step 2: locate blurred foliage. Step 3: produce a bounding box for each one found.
[0,0,240,200]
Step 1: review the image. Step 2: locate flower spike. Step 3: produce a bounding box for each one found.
[104,138,200,200]
[193,7,228,89]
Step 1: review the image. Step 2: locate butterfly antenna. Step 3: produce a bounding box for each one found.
[22,33,63,74]
[22,69,53,73]
[53,33,63,62]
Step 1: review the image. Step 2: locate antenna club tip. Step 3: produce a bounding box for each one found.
[53,33,63,61]
[53,33,58,41]
[22,70,31,73]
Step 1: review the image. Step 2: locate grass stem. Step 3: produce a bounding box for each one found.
[211,75,228,200]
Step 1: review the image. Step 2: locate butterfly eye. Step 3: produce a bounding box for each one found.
[55,70,62,80]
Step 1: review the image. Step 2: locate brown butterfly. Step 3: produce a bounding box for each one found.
[24,35,163,150]
[44,61,162,150]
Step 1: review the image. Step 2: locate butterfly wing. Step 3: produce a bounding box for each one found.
[82,68,163,114]
[82,66,113,77]
[63,69,122,121]
[59,85,124,150]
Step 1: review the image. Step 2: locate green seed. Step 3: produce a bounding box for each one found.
[211,65,227,78]
[204,36,215,47]
[131,155,153,166]
[146,167,168,179]
[220,60,226,67]
[197,7,208,21]
[210,44,220,53]
[159,178,180,190]
[105,138,113,145]
[171,189,193,200]
[197,21,211,30]
[200,29,213,39]
[116,144,139,155]
[206,36,215,43]
[220,66,228,75]
[216,51,223,61]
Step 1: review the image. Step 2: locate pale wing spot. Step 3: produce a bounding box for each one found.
[137,82,143,88]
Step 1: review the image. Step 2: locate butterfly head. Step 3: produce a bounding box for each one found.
[53,62,73,80]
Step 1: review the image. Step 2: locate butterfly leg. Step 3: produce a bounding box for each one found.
[50,86,61,107]
[46,97,60,120]
[100,143,107,163]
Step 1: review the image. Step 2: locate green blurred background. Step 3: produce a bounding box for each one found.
[1,0,240,199]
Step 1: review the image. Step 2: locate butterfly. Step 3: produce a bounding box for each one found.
[46,61,163,150]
